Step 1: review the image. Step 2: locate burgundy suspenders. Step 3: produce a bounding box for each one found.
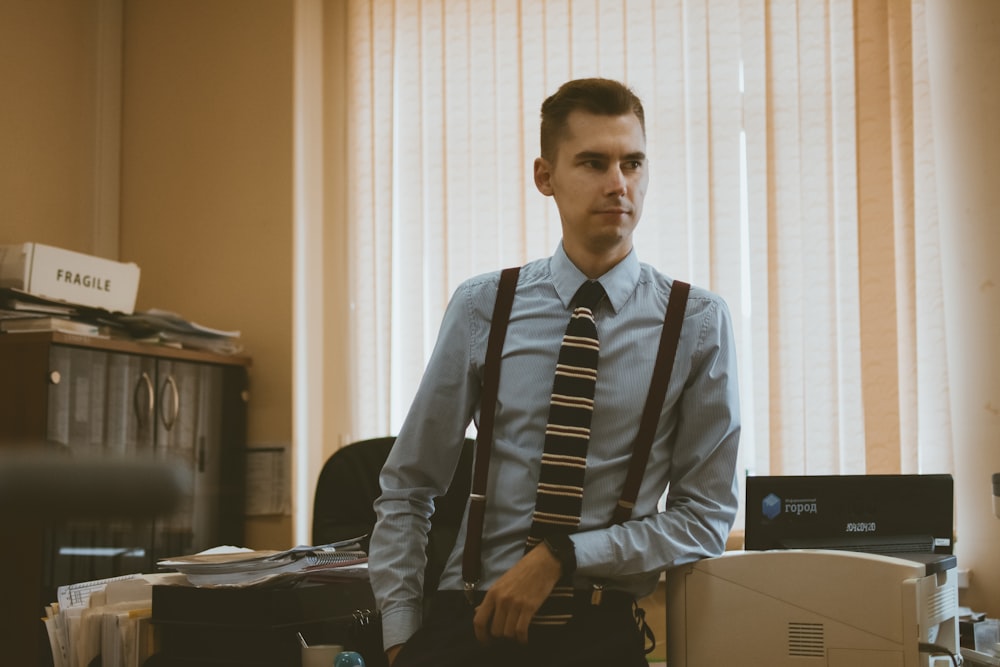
[462,266,520,594]
[461,268,691,598]
[610,278,691,525]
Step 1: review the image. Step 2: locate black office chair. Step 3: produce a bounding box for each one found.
[311,436,474,599]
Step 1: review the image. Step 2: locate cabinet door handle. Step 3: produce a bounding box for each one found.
[134,372,154,425]
[160,375,180,431]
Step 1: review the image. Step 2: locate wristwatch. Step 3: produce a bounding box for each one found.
[542,533,577,575]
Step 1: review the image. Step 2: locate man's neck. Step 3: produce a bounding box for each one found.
[563,241,633,279]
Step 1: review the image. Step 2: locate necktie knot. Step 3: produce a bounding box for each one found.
[573,280,605,311]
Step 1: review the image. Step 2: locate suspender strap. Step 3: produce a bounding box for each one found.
[611,280,690,525]
[462,266,520,594]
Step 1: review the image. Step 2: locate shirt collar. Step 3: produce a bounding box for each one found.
[550,243,640,314]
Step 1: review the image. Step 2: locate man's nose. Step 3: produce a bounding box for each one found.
[604,165,627,195]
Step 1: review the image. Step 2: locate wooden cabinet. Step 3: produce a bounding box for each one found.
[0,332,250,666]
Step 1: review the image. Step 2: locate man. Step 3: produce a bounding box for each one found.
[369,78,740,667]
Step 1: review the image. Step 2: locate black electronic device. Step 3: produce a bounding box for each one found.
[744,473,954,555]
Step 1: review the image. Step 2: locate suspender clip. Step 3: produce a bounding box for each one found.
[464,580,478,606]
[590,582,604,606]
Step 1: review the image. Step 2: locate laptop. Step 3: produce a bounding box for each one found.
[744,474,954,556]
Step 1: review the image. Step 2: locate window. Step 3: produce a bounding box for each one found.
[343,0,952,491]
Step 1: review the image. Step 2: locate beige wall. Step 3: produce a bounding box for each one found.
[319,0,354,534]
[0,0,104,251]
[118,0,297,548]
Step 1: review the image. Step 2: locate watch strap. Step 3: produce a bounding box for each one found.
[542,533,577,576]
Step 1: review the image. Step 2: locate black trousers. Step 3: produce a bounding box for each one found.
[393,590,651,667]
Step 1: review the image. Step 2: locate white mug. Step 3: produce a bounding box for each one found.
[301,643,344,667]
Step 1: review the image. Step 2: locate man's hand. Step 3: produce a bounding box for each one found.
[472,543,563,645]
[385,643,403,665]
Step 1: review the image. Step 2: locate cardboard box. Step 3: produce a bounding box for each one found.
[0,242,140,313]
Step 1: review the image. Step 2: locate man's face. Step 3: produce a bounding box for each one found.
[534,110,648,261]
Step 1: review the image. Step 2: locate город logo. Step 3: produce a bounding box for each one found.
[762,492,781,520]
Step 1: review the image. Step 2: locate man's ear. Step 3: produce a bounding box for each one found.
[534,157,554,196]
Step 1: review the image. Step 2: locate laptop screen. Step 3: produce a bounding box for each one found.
[744,474,954,554]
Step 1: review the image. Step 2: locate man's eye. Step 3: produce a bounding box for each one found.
[624,160,643,170]
[582,160,604,169]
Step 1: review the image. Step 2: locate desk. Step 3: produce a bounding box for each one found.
[145,580,386,667]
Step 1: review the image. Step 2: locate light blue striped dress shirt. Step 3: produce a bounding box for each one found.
[370,244,741,649]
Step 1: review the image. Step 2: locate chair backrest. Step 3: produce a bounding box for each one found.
[312,436,474,597]
[312,436,395,552]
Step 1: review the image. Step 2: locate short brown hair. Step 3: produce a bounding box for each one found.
[539,78,646,162]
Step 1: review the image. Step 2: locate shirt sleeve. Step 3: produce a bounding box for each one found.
[368,280,484,650]
[572,295,741,578]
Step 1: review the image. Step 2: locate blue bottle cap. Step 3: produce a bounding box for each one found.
[334,650,365,667]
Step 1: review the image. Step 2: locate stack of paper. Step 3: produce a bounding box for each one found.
[0,287,80,317]
[0,287,247,353]
[157,538,369,588]
[42,572,188,667]
[1,316,103,336]
[0,287,112,337]
[115,308,244,354]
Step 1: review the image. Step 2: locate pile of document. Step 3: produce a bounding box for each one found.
[40,540,368,667]
[42,572,188,667]
[157,538,369,588]
[0,287,113,337]
[115,308,243,354]
[0,286,245,354]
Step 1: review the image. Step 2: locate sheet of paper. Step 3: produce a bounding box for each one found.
[57,573,142,610]
[245,443,291,515]
[42,614,66,667]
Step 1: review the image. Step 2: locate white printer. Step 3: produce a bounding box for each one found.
[666,474,960,666]
[666,549,959,667]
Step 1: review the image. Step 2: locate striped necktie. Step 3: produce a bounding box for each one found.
[526,279,605,626]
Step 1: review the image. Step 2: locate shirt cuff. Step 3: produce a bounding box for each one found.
[567,529,614,575]
[380,605,423,652]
